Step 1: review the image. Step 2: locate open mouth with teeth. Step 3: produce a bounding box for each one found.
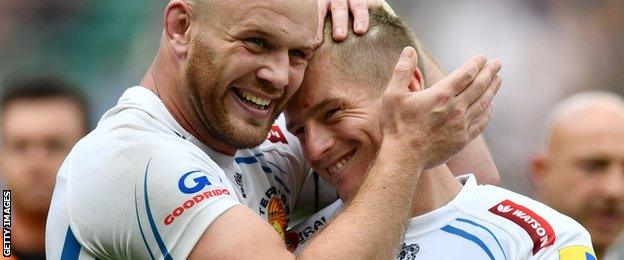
[233,88,272,110]
[327,150,356,177]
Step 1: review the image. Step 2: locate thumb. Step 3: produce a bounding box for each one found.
[385,47,419,96]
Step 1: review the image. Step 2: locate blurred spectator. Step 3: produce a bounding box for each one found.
[391,0,624,195]
[0,77,89,259]
[530,91,624,259]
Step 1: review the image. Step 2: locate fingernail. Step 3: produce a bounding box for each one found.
[335,27,344,37]
[356,22,365,32]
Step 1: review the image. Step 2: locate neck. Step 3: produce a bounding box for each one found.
[141,47,237,156]
[12,209,46,253]
[409,164,463,217]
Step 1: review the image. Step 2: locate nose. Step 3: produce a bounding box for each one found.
[601,164,624,199]
[257,51,289,89]
[304,123,335,164]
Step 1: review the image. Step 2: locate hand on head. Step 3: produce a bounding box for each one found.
[381,47,502,169]
[317,0,394,42]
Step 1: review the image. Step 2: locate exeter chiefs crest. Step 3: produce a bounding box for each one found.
[397,243,419,260]
[268,197,287,238]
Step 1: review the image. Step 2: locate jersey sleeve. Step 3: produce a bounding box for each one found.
[534,216,596,260]
[67,142,240,259]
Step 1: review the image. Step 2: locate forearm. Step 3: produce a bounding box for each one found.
[299,139,423,259]
[446,135,500,185]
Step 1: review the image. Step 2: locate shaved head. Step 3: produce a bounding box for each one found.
[533,91,624,257]
[542,92,624,151]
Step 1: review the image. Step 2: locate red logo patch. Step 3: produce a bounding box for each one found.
[267,125,288,144]
[489,199,556,255]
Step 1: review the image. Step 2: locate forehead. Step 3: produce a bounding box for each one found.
[550,108,624,157]
[1,99,84,137]
[286,54,370,119]
[214,0,317,47]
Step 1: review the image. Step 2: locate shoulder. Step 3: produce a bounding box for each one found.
[462,184,594,258]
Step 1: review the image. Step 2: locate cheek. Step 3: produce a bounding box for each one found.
[220,50,261,81]
[288,64,307,92]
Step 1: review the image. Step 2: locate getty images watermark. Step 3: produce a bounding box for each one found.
[3,190,11,257]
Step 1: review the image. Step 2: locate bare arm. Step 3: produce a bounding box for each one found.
[189,49,501,259]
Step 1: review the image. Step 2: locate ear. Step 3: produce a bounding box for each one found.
[529,151,548,188]
[408,62,424,92]
[164,0,194,58]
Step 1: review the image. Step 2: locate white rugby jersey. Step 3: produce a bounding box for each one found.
[46,87,309,259]
[287,175,596,260]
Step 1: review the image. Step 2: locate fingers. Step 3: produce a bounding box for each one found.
[440,54,487,97]
[465,74,502,123]
[330,0,349,40]
[350,0,369,34]
[316,0,330,44]
[467,103,494,141]
[457,59,502,109]
[385,47,419,96]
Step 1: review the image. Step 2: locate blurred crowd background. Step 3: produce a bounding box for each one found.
[0,0,623,197]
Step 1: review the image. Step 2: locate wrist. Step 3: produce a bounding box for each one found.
[378,137,426,173]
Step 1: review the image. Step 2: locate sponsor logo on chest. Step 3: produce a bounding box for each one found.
[285,216,327,251]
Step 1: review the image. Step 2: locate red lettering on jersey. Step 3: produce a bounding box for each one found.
[489,199,556,255]
[267,125,288,144]
[164,188,231,225]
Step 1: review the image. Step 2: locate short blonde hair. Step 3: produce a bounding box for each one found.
[314,8,437,94]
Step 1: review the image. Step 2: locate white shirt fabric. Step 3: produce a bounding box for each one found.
[287,175,596,260]
[46,86,309,259]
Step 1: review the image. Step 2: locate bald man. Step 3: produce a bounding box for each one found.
[532,92,624,259]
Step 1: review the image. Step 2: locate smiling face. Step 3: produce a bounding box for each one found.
[286,50,384,203]
[285,8,424,202]
[186,0,317,149]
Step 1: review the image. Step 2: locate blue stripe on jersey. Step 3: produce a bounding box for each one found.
[266,161,291,194]
[235,156,258,164]
[143,159,173,260]
[456,218,507,260]
[235,156,273,173]
[61,227,81,260]
[267,161,285,174]
[261,166,273,173]
[135,181,156,260]
[441,225,495,260]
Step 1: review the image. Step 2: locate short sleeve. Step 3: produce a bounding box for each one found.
[533,216,596,260]
[67,143,240,259]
